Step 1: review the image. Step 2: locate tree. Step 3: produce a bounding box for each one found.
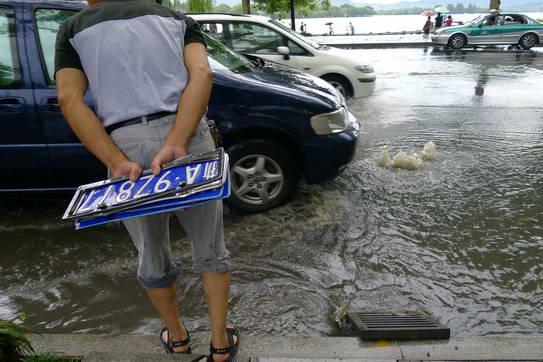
[252,0,331,14]
[242,0,251,14]
[187,0,213,12]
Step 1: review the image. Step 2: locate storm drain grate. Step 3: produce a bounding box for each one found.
[345,311,450,340]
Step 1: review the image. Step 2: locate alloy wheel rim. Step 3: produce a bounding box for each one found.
[329,81,347,97]
[451,35,464,48]
[523,35,536,48]
[231,154,284,205]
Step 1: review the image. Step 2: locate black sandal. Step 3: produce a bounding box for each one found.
[206,327,240,362]
[160,326,192,354]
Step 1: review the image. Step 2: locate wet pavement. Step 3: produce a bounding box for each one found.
[1,47,542,338]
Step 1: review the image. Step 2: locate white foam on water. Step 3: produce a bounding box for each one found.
[375,142,438,170]
[421,141,438,161]
[376,149,391,168]
[392,151,423,170]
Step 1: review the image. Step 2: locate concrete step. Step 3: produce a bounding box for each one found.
[83,352,208,361]
[28,334,543,361]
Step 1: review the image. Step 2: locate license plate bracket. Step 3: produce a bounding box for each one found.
[63,148,229,228]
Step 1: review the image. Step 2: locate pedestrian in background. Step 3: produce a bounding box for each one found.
[435,12,443,29]
[349,22,355,35]
[54,0,239,361]
[300,22,304,33]
[423,16,432,34]
[444,15,453,27]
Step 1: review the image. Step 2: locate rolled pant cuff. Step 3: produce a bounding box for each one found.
[138,264,179,289]
[192,260,232,273]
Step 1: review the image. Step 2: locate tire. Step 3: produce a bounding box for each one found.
[321,74,353,98]
[519,33,538,50]
[226,140,299,213]
[447,34,467,49]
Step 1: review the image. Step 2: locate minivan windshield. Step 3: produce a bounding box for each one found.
[204,33,253,73]
[269,19,321,49]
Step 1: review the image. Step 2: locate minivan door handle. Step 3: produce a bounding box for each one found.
[43,97,61,112]
[0,97,25,112]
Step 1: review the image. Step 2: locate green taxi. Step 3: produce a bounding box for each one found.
[432,13,543,49]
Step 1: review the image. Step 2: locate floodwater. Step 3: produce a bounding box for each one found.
[1,48,542,337]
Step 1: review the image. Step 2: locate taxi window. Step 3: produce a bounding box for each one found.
[225,21,308,56]
[228,22,285,54]
[0,6,21,88]
[35,8,77,85]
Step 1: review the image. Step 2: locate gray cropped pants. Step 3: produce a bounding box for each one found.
[109,114,231,289]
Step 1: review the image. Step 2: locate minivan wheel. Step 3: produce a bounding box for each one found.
[227,140,299,213]
[321,74,352,98]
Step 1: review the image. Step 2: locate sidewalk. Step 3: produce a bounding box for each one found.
[28,333,543,361]
[309,33,431,48]
[309,34,543,49]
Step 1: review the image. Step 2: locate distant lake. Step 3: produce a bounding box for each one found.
[280,13,543,35]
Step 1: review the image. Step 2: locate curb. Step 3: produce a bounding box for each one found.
[28,334,543,361]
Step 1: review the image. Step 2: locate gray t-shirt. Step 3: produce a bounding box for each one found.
[55,0,206,127]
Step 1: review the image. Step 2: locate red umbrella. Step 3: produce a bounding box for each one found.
[420,10,435,16]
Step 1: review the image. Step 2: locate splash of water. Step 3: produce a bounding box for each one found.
[376,142,438,170]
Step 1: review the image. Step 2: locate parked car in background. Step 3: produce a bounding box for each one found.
[192,13,376,98]
[0,0,359,213]
[432,13,543,49]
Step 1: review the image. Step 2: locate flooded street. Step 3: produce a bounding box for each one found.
[1,48,542,338]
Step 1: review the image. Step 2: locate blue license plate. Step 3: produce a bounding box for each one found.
[75,176,230,230]
[63,148,227,222]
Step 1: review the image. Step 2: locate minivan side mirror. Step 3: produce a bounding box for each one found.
[277,46,290,60]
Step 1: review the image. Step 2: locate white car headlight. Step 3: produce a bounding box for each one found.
[355,65,374,73]
[311,107,348,135]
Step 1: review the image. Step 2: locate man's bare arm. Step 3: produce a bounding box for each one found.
[150,43,213,175]
[56,68,142,181]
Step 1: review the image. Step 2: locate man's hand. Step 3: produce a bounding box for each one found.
[110,159,143,182]
[151,145,187,176]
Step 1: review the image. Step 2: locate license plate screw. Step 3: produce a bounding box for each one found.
[97,203,108,210]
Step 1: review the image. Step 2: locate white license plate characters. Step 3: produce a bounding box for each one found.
[63,148,230,229]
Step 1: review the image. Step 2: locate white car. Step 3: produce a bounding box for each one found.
[192,13,376,98]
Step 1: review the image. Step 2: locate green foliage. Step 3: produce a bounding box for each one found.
[0,320,34,362]
[213,3,243,13]
[251,0,331,14]
[187,0,213,12]
[214,2,375,17]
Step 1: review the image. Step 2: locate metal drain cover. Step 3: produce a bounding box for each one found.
[345,312,450,340]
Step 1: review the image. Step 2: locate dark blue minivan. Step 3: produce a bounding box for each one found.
[0,0,359,212]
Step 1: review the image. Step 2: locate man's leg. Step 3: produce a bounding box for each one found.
[175,200,234,360]
[174,118,235,359]
[111,120,191,352]
[203,271,230,352]
[123,212,188,352]
[147,284,190,352]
